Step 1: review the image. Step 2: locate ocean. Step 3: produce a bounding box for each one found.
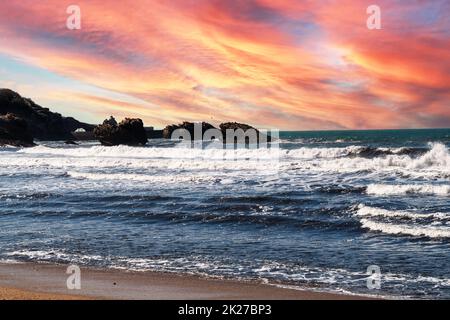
[0,128,449,299]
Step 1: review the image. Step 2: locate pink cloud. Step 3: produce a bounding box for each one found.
[0,0,448,129]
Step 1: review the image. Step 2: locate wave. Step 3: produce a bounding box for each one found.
[351,146,428,158]
[302,143,449,176]
[408,143,450,169]
[6,250,104,263]
[355,204,448,221]
[355,205,449,239]
[5,249,449,299]
[18,145,283,160]
[359,218,450,239]
[67,171,219,184]
[4,143,449,178]
[0,156,280,174]
[209,194,313,206]
[288,145,428,159]
[0,192,54,201]
[286,146,363,159]
[366,184,450,196]
[17,144,370,161]
[315,185,366,195]
[1,201,357,231]
[17,143,434,160]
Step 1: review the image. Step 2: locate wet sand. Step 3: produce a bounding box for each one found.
[0,262,372,300]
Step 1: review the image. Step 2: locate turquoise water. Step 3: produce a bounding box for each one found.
[280,128,450,147]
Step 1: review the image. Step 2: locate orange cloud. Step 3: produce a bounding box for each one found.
[0,0,448,129]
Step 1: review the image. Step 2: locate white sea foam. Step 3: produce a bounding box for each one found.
[360,218,450,239]
[15,144,406,161]
[6,250,104,262]
[356,204,448,220]
[0,259,24,264]
[285,145,363,159]
[1,143,448,180]
[302,143,450,177]
[67,171,218,184]
[356,204,450,238]
[366,184,450,196]
[5,249,449,297]
[409,143,450,169]
[17,144,283,160]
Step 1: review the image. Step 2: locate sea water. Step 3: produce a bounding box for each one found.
[0,128,449,298]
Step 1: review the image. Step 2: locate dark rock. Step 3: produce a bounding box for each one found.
[161,121,272,144]
[64,140,78,145]
[219,122,271,143]
[103,116,118,127]
[162,121,216,140]
[162,124,181,139]
[94,116,148,146]
[0,88,95,140]
[146,129,163,139]
[219,122,256,133]
[0,113,35,147]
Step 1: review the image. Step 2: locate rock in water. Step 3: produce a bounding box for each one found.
[219,122,256,133]
[0,113,35,147]
[0,88,95,140]
[162,121,216,140]
[94,116,148,146]
[219,122,271,144]
[102,116,118,127]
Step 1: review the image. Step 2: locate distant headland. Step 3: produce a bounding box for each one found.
[0,89,268,147]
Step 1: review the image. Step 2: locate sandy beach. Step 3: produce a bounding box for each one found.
[0,262,371,300]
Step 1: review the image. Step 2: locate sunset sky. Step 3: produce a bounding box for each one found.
[0,0,449,130]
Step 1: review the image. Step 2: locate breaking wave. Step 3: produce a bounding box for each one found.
[355,205,449,239]
[67,171,218,184]
[302,143,449,176]
[1,131,450,299]
[14,142,447,162]
[355,204,448,221]
[17,144,283,160]
[366,184,450,196]
[359,219,450,239]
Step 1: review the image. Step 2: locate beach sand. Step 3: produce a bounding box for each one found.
[0,262,372,300]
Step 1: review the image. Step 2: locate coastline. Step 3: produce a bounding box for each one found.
[0,262,375,300]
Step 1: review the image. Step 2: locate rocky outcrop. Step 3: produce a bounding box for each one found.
[219,122,257,133]
[0,89,273,145]
[219,122,269,144]
[162,121,216,140]
[94,116,148,146]
[161,121,271,143]
[146,129,163,139]
[0,113,35,147]
[0,89,95,140]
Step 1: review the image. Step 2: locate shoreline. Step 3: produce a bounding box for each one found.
[0,262,376,300]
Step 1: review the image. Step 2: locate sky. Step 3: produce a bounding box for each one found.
[0,0,449,130]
